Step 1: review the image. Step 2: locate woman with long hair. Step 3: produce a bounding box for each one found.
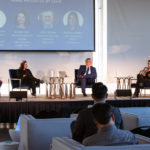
[17,60,43,96]
[67,11,79,31]
[16,12,27,29]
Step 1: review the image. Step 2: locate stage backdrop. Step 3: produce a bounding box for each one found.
[0,0,103,96]
[107,0,150,84]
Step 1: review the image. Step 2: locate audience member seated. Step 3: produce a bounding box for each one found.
[17,60,44,96]
[72,82,124,143]
[83,103,138,146]
[133,60,150,97]
[77,58,97,96]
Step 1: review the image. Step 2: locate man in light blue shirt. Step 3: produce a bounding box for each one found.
[83,103,138,146]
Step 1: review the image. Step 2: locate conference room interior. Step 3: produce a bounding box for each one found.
[1,0,150,149]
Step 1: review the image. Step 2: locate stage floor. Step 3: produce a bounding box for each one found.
[0,94,150,102]
[0,94,93,102]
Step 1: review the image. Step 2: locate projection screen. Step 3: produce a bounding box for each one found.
[0,0,95,51]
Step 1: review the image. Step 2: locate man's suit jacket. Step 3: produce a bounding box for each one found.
[78,65,97,79]
[72,106,124,143]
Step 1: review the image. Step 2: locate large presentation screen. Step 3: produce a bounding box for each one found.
[0,0,95,51]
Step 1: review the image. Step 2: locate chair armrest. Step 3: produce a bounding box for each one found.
[51,137,84,150]
[121,112,138,130]
[135,134,150,144]
[10,78,21,81]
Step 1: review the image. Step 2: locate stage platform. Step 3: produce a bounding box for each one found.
[1,95,150,123]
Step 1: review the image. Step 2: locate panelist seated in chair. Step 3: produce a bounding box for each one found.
[17,60,44,96]
[133,60,150,97]
[77,58,97,96]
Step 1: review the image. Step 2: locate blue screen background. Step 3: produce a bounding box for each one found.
[0,0,94,51]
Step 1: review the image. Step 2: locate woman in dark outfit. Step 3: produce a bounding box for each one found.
[17,60,43,96]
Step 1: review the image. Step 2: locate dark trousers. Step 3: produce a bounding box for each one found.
[79,78,95,93]
[22,76,40,94]
[134,74,150,96]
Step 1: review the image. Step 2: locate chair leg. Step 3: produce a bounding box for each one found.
[140,89,150,97]
[139,89,142,97]
[65,84,68,98]
[144,89,146,96]
[73,83,76,98]
[29,89,31,96]
[69,83,72,99]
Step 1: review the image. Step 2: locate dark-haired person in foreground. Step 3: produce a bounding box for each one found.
[77,58,97,96]
[83,103,138,146]
[72,82,124,143]
[17,60,44,96]
[133,60,150,97]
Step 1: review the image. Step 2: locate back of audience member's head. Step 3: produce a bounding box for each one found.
[92,82,108,102]
[92,103,114,125]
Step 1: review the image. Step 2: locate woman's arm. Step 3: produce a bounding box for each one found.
[17,69,23,79]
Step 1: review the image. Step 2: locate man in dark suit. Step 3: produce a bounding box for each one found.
[78,58,97,96]
[72,82,124,143]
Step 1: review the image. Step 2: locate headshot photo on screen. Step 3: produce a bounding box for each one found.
[0,10,6,28]
[38,11,56,29]
[63,11,84,31]
[16,11,28,29]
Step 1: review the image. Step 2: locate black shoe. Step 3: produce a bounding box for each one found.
[132,94,138,98]
[83,93,87,97]
[16,98,22,101]
[40,80,44,84]
[31,93,36,96]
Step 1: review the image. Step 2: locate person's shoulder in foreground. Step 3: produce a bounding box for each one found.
[83,124,138,146]
[72,106,96,142]
[72,82,124,143]
[83,103,138,146]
